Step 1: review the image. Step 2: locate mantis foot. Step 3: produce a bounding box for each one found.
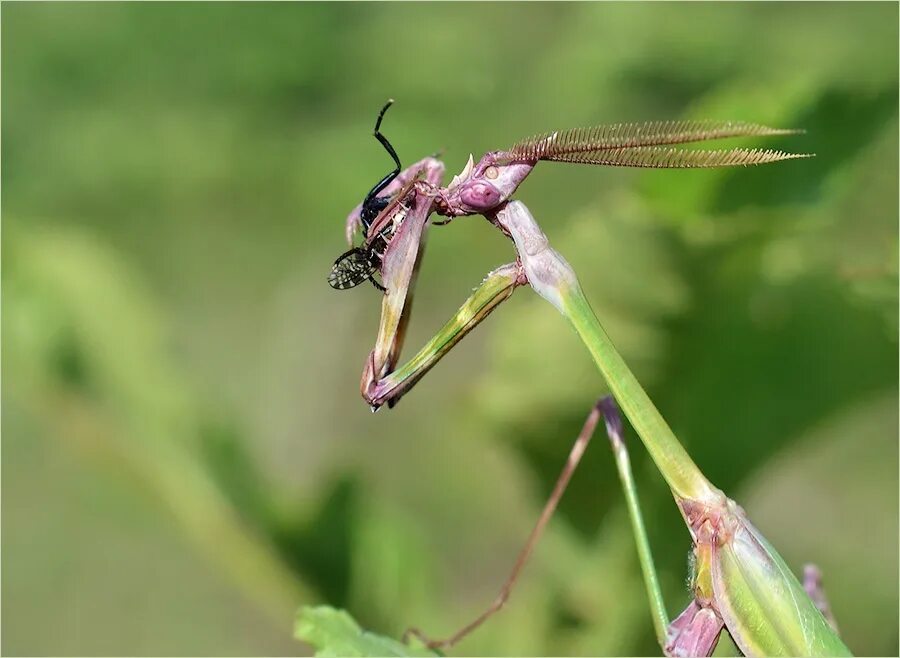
[804,564,840,634]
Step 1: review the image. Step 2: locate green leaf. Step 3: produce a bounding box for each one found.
[295,606,437,657]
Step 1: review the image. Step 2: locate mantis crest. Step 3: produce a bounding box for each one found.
[327,101,849,656]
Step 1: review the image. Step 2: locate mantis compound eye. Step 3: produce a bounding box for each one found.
[458,180,502,212]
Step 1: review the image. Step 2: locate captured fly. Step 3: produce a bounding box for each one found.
[328,100,403,293]
[328,183,412,292]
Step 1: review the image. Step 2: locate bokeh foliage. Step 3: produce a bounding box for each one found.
[3,3,897,656]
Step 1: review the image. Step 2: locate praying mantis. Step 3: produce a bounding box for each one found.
[328,101,851,656]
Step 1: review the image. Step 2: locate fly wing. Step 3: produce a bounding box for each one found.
[503,120,810,168]
[328,247,374,290]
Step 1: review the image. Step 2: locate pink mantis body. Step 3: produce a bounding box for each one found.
[328,104,842,656]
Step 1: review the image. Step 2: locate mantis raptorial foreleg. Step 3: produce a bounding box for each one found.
[363,262,524,408]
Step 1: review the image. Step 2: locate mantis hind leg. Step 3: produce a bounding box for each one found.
[403,398,608,650]
[601,398,728,657]
[599,397,671,649]
[401,396,680,653]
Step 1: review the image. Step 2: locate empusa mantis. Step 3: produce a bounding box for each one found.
[327,101,851,656]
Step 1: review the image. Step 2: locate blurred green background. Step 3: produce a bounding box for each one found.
[3,3,897,656]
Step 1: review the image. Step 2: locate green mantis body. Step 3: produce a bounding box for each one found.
[333,105,849,656]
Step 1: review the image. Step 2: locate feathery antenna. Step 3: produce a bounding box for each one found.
[537,146,812,169]
[504,120,810,169]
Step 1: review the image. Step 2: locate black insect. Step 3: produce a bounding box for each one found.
[328,100,402,292]
[327,246,385,292]
[360,100,401,233]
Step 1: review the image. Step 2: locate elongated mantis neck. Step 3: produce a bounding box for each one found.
[563,284,717,501]
[495,201,719,504]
